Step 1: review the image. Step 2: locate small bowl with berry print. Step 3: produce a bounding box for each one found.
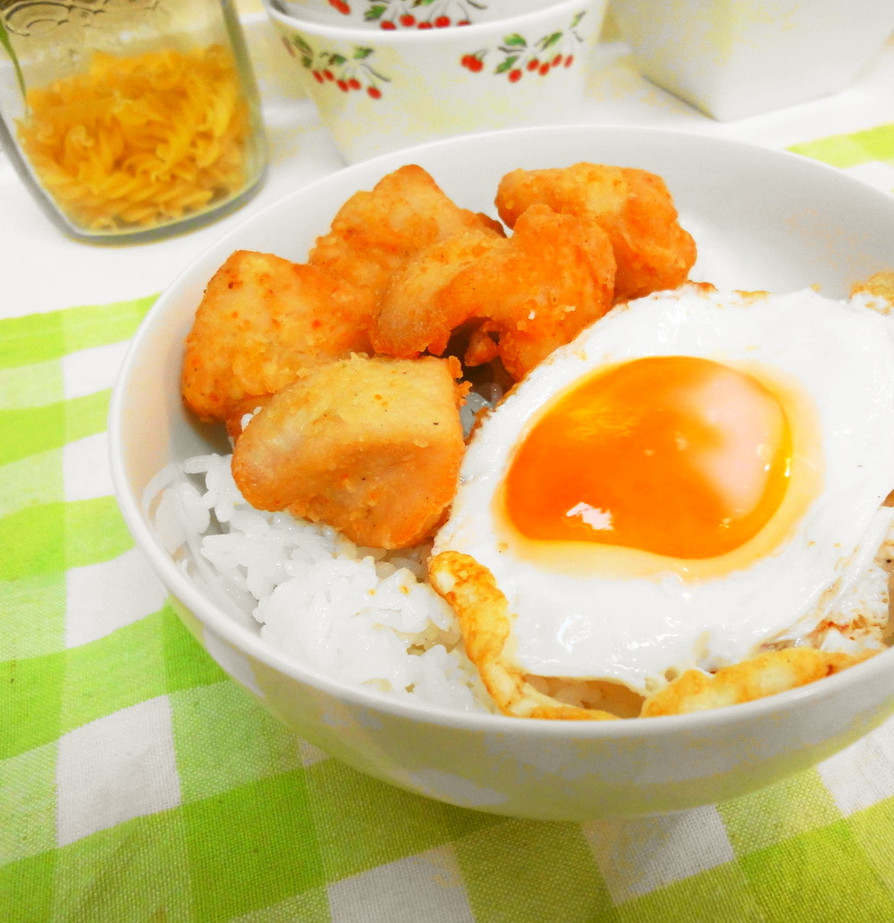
[277,0,560,30]
[264,0,608,163]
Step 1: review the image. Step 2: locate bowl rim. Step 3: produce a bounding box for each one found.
[109,122,894,741]
[262,0,603,42]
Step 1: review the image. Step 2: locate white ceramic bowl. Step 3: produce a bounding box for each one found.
[110,125,894,822]
[610,0,894,120]
[264,0,607,162]
[277,0,557,28]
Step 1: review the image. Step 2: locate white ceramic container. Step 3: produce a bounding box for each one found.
[264,0,608,162]
[610,0,894,120]
[109,124,894,822]
[276,0,557,28]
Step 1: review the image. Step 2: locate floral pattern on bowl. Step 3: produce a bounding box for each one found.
[461,11,587,81]
[328,0,485,28]
[266,0,608,163]
[281,33,390,98]
[280,9,588,100]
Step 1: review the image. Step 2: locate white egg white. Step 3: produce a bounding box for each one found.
[433,286,894,694]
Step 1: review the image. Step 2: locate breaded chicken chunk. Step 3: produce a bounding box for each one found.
[181,250,375,430]
[373,204,617,381]
[309,164,505,300]
[231,354,468,550]
[371,229,506,357]
[496,163,696,302]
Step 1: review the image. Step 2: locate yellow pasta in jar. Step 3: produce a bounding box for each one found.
[16,45,254,233]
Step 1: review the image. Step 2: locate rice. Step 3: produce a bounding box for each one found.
[148,452,495,713]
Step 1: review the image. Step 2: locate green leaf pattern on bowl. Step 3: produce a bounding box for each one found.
[282,33,391,99]
[328,0,487,28]
[284,9,587,101]
[462,11,587,81]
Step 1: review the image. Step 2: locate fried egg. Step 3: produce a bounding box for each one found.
[432,285,894,696]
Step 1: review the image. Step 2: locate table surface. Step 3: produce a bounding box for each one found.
[4,13,894,923]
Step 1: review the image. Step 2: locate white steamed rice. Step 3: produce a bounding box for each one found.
[148,452,495,713]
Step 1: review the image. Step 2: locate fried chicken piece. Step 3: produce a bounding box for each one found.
[231,354,468,550]
[309,164,505,300]
[373,204,616,381]
[371,229,506,357]
[181,250,375,430]
[495,163,696,302]
[451,205,617,379]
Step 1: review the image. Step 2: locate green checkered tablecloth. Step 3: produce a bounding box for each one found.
[4,128,894,923]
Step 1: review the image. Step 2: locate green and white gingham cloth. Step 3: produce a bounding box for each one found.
[4,126,894,923]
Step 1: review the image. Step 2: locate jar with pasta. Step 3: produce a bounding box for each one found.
[0,0,268,242]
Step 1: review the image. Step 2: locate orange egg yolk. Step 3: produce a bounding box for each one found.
[503,355,793,559]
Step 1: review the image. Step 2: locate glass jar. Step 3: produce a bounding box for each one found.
[0,0,268,242]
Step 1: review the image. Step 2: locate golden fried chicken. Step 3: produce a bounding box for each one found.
[495,163,696,302]
[231,354,468,550]
[373,204,617,381]
[181,250,375,431]
[370,229,506,358]
[309,164,505,300]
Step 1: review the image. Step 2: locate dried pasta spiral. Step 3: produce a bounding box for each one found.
[16,45,255,232]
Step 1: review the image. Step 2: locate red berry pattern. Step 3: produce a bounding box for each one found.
[362,0,482,29]
[460,11,586,81]
[284,34,390,100]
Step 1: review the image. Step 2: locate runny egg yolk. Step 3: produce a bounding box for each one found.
[504,355,793,559]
